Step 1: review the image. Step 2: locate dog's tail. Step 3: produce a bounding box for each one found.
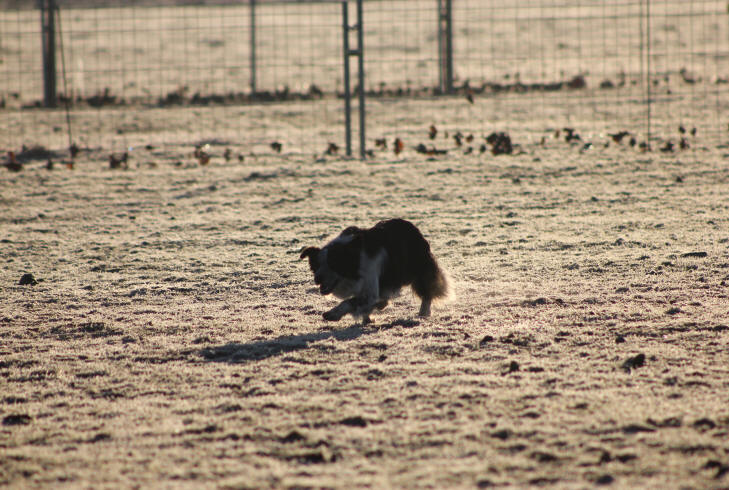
[413,252,453,304]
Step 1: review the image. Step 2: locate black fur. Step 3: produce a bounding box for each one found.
[324,235,362,279]
[300,218,449,322]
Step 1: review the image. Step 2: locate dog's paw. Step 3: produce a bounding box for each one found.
[323,310,343,321]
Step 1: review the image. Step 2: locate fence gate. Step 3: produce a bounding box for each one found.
[342,0,365,159]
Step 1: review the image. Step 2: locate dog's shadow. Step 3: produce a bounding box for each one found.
[198,319,419,364]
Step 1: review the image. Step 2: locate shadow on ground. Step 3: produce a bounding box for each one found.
[199,319,419,363]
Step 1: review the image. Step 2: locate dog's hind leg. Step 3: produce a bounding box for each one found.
[418,298,432,317]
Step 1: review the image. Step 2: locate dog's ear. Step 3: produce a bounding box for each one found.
[300,246,320,260]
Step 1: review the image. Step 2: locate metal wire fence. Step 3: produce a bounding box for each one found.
[1,0,727,164]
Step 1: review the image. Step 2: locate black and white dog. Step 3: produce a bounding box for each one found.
[300,218,450,323]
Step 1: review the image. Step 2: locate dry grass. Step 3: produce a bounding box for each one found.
[2,129,729,488]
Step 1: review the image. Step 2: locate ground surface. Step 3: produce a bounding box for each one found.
[2,2,729,488]
[2,128,729,489]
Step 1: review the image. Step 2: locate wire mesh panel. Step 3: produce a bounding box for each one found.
[0,1,347,161]
[646,0,728,140]
[0,0,727,163]
[362,0,728,158]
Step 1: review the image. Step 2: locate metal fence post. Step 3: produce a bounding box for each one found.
[342,0,365,159]
[644,0,652,144]
[437,0,443,93]
[250,0,257,94]
[41,0,58,108]
[342,1,352,157]
[356,0,365,159]
[437,0,453,94]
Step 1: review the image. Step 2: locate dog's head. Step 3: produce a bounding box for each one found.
[300,246,321,270]
[300,231,362,295]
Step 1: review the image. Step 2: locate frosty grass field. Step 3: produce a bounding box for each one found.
[3,110,729,487]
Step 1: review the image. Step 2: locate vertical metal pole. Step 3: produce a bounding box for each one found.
[250,0,257,94]
[342,1,352,157]
[644,0,651,144]
[356,0,365,159]
[444,0,453,94]
[41,0,57,108]
[638,0,651,145]
[437,0,444,93]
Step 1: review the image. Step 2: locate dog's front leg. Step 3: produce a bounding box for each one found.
[355,300,376,325]
[353,264,382,323]
[323,298,356,321]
